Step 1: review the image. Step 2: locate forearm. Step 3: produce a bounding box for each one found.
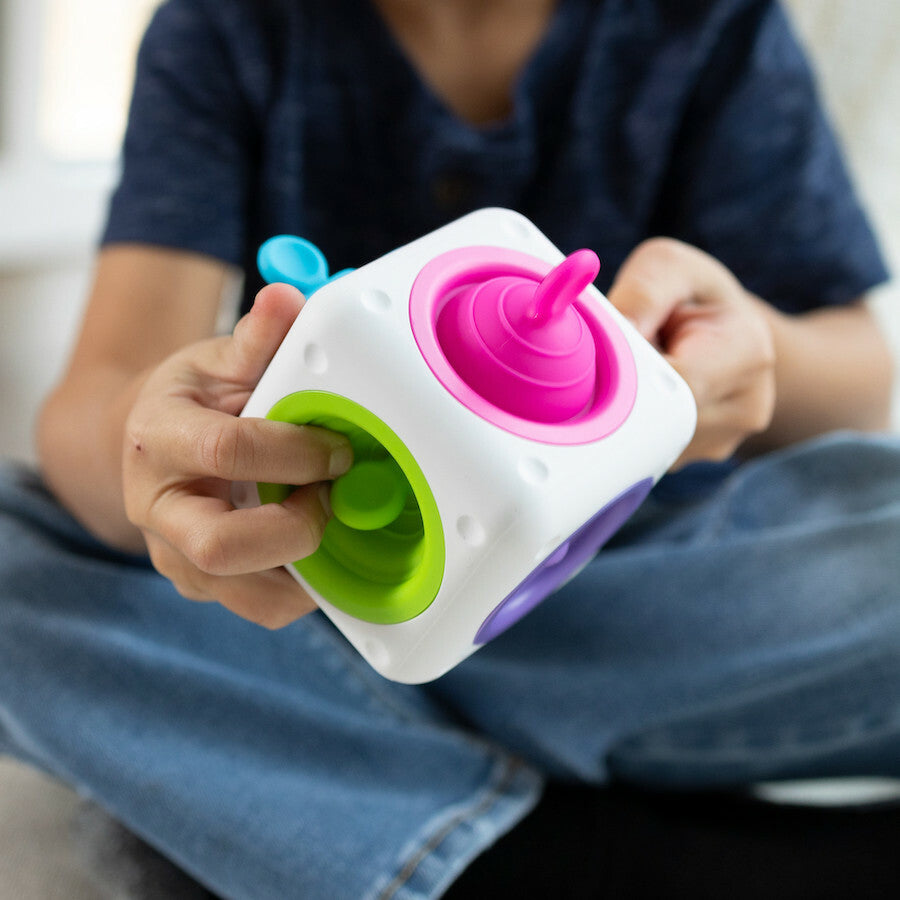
[34,245,232,552]
[37,365,151,553]
[745,298,894,453]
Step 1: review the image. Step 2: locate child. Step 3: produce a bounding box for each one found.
[1,1,897,897]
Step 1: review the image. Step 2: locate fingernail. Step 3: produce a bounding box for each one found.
[329,444,353,478]
[317,482,333,518]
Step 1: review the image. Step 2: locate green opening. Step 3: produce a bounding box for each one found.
[258,391,445,624]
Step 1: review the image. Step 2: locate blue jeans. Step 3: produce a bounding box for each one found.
[2,431,900,899]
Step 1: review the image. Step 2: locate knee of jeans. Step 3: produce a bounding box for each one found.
[606,647,900,789]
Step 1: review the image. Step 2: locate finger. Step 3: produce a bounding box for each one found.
[142,404,353,484]
[150,483,331,577]
[224,282,306,385]
[149,534,317,629]
[670,370,775,466]
[607,238,739,342]
[663,324,737,408]
[607,243,693,341]
[213,567,318,629]
[665,306,773,407]
[607,275,674,344]
[704,376,776,440]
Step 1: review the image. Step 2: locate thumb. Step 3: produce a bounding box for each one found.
[227,282,305,384]
[606,278,670,344]
[607,239,697,344]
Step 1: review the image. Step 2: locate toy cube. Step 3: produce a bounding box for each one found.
[234,208,696,683]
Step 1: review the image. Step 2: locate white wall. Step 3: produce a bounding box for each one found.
[785,0,900,426]
[0,263,92,461]
[0,0,117,462]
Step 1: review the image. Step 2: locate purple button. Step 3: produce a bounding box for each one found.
[473,478,653,645]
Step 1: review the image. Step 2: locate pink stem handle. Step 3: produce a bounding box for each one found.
[528,249,600,324]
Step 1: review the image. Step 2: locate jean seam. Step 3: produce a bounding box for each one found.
[368,756,542,900]
[621,707,900,761]
[614,641,900,767]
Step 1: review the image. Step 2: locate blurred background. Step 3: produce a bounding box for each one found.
[0,1,898,897]
[0,0,159,463]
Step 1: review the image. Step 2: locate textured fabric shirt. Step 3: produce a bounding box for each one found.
[103,0,889,314]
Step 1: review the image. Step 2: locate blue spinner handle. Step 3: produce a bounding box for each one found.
[257,235,353,295]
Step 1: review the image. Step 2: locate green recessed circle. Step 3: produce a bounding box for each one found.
[258,391,444,624]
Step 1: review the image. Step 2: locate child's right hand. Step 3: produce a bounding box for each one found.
[122,283,353,628]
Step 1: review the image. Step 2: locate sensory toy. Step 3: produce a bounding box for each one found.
[233,209,696,683]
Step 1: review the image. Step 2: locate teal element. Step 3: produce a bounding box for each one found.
[257,235,354,295]
[258,392,444,624]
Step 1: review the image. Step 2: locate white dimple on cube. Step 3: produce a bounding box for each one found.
[517,457,549,485]
[302,342,328,374]
[456,515,486,547]
[360,289,392,313]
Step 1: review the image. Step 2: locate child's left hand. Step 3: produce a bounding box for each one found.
[608,238,776,467]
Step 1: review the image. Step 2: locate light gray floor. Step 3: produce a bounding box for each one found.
[0,759,100,900]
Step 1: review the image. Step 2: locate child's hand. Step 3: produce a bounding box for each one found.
[608,238,776,467]
[122,283,353,628]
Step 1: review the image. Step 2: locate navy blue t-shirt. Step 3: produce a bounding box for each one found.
[103,0,889,315]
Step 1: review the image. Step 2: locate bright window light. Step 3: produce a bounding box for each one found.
[37,0,160,161]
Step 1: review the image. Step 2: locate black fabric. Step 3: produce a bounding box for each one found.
[446,782,900,899]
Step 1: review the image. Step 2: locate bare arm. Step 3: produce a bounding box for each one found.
[37,245,353,629]
[744,298,893,453]
[37,245,231,551]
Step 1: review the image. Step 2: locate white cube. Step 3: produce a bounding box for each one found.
[235,208,696,683]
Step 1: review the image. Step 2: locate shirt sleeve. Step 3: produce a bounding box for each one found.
[654,0,890,313]
[101,0,257,266]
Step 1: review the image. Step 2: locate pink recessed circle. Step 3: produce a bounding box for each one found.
[409,246,637,445]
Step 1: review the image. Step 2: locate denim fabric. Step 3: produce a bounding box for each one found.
[2,431,900,898]
[436,432,900,787]
[0,466,540,900]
